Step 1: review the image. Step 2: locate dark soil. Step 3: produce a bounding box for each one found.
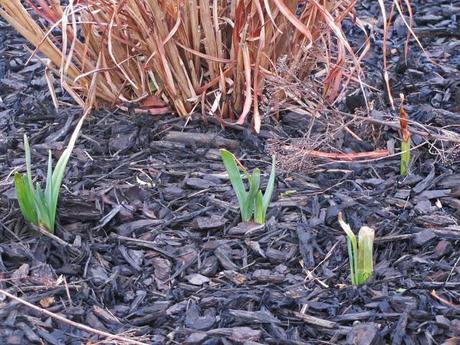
[1,0,460,344]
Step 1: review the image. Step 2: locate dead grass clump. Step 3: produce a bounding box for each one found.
[0,0,362,131]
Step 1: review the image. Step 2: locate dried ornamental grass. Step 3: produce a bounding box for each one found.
[0,0,366,131]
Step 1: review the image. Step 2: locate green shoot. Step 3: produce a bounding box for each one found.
[254,156,276,224]
[220,149,276,224]
[357,226,374,283]
[400,140,410,176]
[220,149,253,222]
[399,93,410,176]
[338,212,375,285]
[14,116,84,233]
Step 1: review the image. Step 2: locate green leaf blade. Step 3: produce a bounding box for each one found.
[34,184,53,232]
[246,168,260,220]
[14,173,38,225]
[346,238,357,286]
[254,191,264,224]
[338,212,359,285]
[45,150,53,207]
[220,149,251,221]
[262,155,276,211]
[400,139,410,176]
[23,135,34,191]
[357,226,375,284]
[47,115,85,231]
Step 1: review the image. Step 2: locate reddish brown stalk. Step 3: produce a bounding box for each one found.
[399,93,409,142]
[26,0,60,26]
[235,41,253,126]
[305,149,389,161]
[430,290,457,307]
[273,0,312,41]
[399,93,411,175]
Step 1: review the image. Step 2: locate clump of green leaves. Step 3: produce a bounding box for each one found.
[220,149,275,224]
[338,212,375,285]
[14,118,83,233]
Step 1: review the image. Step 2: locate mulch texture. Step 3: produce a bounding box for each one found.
[0,0,460,344]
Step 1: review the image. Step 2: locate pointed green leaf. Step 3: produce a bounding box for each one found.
[246,168,260,220]
[262,155,276,213]
[23,135,34,192]
[39,114,84,232]
[338,212,359,285]
[220,149,251,221]
[254,191,264,224]
[33,183,53,232]
[346,238,357,286]
[400,139,410,176]
[45,150,53,207]
[50,116,84,223]
[14,173,38,225]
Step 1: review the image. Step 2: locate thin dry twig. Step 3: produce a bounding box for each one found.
[0,288,149,345]
[30,223,80,254]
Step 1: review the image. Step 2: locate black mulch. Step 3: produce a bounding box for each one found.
[1,0,460,344]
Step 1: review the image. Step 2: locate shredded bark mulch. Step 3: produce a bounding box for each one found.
[0,0,460,344]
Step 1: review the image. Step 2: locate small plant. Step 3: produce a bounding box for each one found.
[338,212,375,285]
[399,93,410,176]
[14,117,83,233]
[220,149,275,224]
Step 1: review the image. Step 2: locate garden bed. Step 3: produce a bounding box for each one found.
[0,0,460,344]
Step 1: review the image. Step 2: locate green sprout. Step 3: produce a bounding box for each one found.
[400,139,410,176]
[14,117,83,233]
[399,93,410,176]
[220,149,275,224]
[338,212,375,285]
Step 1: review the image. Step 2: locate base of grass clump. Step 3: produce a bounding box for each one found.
[0,0,361,131]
